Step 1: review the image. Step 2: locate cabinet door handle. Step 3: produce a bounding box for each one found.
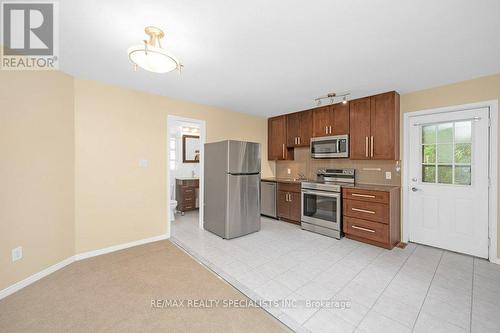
[365,137,369,157]
[298,137,301,145]
[282,144,285,159]
[370,136,374,157]
[352,225,376,233]
[329,126,332,134]
[325,126,328,134]
[352,207,375,214]
[351,193,376,198]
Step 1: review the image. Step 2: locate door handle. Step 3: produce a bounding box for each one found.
[370,136,374,157]
[365,137,369,157]
[411,187,420,192]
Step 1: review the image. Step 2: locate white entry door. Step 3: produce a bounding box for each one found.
[408,107,489,258]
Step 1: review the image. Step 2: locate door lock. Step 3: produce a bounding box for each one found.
[411,187,420,192]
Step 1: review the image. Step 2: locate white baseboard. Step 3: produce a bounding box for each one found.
[73,234,169,261]
[0,233,169,300]
[0,257,75,300]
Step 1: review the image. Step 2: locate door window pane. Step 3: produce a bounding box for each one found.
[455,121,472,143]
[422,125,436,144]
[420,120,472,186]
[437,165,453,184]
[437,144,453,163]
[422,165,436,183]
[422,145,436,164]
[455,143,471,163]
[437,123,453,143]
[455,166,471,185]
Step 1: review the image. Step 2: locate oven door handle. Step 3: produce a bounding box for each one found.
[301,190,341,198]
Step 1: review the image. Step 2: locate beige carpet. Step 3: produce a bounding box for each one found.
[0,241,287,332]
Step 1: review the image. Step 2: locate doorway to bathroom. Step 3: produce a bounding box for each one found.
[167,115,206,235]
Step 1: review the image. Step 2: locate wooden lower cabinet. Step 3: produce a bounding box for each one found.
[277,182,301,224]
[342,187,400,249]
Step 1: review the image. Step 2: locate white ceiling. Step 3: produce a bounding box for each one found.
[60,0,500,117]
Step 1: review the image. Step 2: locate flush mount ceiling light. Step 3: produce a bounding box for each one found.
[314,92,350,106]
[128,26,182,74]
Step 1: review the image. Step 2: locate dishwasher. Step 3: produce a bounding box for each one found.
[260,180,277,218]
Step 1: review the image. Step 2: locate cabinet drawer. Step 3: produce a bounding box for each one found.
[180,203,196,210]
[183,195,195,202]
[343,199,389,224]
[344,217,389,244]
[343,188,389,204]
[277,182,301,193]
[181,187,196,195]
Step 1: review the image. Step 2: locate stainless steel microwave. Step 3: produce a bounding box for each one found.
[311,135,349,159]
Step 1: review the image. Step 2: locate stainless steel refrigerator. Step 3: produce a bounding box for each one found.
[204,140,261,239]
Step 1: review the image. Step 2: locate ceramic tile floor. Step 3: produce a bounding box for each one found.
[171,212,500,333]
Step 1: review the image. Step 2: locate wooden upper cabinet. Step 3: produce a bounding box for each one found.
[331,103,350,135]
[371,92,400,160]
[349,92,400,160]
[298,110,312,147]
[268,115,293,160]
[312,103,350,137]
[349,97,372,159]
[312,106,331,137]
[286,112,300,147]
[287,110,312,148]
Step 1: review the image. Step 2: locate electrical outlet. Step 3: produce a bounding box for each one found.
[287,168,291,175]
[12,246,22,262]
[139,159,149,168]
[385,171,392,180]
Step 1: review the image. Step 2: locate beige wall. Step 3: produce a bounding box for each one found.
[0,71,75,290]
[400,73,500,257]
[74,78,273,253]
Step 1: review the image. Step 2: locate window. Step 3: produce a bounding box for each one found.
[421,121,472,185]
[169,138,176,170]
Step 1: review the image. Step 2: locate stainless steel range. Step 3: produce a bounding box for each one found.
[301,168,355,239]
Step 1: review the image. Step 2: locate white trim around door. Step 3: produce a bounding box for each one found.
[166,115,206,237]
[403,100,498,263]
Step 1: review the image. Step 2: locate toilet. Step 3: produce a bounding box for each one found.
[170,200,178,221]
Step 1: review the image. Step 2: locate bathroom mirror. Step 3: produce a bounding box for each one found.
[182,135,200,163]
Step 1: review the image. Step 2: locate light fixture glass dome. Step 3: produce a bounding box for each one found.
[128,26,181,74]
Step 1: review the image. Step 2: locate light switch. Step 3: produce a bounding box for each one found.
[139,159,149,168]
[385,171,392,180]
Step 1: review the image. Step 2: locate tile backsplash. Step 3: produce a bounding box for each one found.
[276,148,401,186]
